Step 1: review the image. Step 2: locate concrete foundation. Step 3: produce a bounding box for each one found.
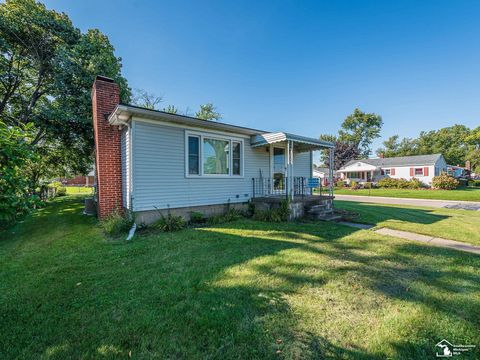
[134,202,248,224]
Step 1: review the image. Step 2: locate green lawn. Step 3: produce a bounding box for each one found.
[335,200,480,246]
[1,197,479,359]
[65,186,94,195]
[334,187,480,201]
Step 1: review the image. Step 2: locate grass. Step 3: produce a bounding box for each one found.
[334,187,480,201]
[1,196,479,359]
[335,200,480,246]
[65,186,94,195]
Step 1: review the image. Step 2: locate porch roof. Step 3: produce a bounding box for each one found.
[250,132,334,151]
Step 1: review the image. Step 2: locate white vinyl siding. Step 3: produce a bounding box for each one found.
[131,120,269,211]
[293,151,312,178]
[121,126,131,209]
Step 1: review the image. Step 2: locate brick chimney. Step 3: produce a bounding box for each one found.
[92,75,123,219]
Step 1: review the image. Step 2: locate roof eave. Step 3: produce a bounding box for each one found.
[108,104,266,136]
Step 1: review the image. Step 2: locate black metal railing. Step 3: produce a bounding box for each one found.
[252,177,320,199]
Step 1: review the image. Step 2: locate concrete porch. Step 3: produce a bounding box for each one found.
[251,195,335,220]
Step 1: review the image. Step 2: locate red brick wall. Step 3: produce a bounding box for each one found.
[92,76,122,219]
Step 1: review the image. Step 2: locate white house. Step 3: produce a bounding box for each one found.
[337,154,447,186]
[92,76,334,222]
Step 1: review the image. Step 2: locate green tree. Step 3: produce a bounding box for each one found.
[466,126,480,172]
[196,103,221,121]
[338,108,383,156]
[376,135,418,158]
[163,105,179,114]
[0,121,38,227]
[0,0,130,187]
[416,125,470,165]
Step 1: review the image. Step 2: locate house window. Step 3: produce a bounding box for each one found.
[232,141,241,175]
[203,138,229,175]
[415,168,424,176]
[188,136,200,175]
[186,132,243,177]
[385,169,391,175]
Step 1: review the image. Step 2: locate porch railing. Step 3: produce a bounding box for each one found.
[252,177,322,199]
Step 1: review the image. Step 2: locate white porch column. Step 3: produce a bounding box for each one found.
[287,140,294,200]
[329,147,334,196]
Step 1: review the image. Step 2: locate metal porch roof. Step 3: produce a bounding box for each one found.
[250,132,334,149]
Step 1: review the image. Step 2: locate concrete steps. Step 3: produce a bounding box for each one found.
[306,204,336,220]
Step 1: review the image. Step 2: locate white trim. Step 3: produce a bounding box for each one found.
[185,130,245,179]
[133,116,251,139]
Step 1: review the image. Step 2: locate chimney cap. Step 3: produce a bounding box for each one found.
[95,75,115,83]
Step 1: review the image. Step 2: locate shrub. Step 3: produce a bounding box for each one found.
[432,173,460,190]
[189,211,205,224]
[377,177,423,189]
[363,182,373,189]
[154,213,186,232]
[48,181,67,197]
[56,186,67,196]
[408,178,423,189]
[350,180,359,189]
[207,208,243,225]
[253,200,290,222]
[469,180,480,187]
[457,179,468,187]
[335,180,345,188]
[100,210,134,237]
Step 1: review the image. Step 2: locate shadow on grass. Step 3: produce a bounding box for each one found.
[1,199,479,359]
[335,201,451,226]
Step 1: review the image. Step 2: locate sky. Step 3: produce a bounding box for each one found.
[44,0,480,163]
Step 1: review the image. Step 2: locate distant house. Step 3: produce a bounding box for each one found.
[313,167,330,186]
[60,169,95,187]
[446,165,469,179]
[337,154,447,186]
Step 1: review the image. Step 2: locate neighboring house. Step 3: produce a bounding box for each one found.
[313,167,330,186]
[447,165,469,179]
[60,169,95,186]
[337,154,447,186]
[92,76,334,222]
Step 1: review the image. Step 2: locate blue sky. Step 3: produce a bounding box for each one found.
[45,0,480,161]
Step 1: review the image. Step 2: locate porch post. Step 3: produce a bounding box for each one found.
[329,147,334,197]
[287,140,294,200]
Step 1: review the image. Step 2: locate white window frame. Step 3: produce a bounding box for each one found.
[185,130,244,178]
[385,169,391,175]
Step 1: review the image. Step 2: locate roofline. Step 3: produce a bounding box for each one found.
[108,103,267,136]
[250,132,334,149]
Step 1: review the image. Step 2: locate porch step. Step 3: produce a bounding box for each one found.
[307,204,332,216]
[315,214,343,222]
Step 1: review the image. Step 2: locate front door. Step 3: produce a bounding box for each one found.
[272,147,286,193]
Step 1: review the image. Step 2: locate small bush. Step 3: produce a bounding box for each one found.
[363,182,373,189]
[432,173,460,190]
[468,180,480,187]
[207,208,243,225]
[350,180,359,189]
[253,200,290,222]
[377,177,423,189]
[189,211,205,224]
[457,179,468,187]
[56,186,67,196]
[408,178,423,189]
[335,180,345,188]
[154,213,186,232]
[100,210,134,237]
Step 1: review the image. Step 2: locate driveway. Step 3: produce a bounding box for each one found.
[334,194,480,211]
